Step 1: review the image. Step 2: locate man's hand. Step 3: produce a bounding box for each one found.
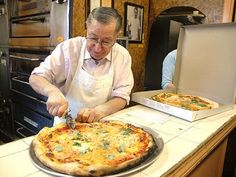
[76,97,127,123]
[77,108,105,123]
[47,90,68,117]
[166,83,175,89]
[29,74,68,117]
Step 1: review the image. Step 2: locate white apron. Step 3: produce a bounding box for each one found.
[54,42,114,125]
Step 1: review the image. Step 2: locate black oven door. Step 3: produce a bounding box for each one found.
[13,102,53,138]
[9,48,53,138]
[9,48,49,76]
[11,79,54,138]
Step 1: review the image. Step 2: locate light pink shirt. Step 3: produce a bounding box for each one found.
[31,36,134,104]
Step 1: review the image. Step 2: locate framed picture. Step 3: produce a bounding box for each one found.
[116,36,129,49]
[85,0,114,28]
[124,2,144,43]
[86,0,101,18]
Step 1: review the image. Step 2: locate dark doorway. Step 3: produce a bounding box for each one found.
[144,6,205,90]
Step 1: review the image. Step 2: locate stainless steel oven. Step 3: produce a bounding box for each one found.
[11,14,50,38]
[9,48,53,138]
[11,0,50,17]
[9,0,71,47]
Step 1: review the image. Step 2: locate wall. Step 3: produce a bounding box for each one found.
[149,0,225,26]
[72,0,234,92]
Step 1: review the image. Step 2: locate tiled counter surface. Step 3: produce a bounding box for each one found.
[0,105,236,177]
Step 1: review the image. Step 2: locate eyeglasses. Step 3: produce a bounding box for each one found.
[86,37,115,48]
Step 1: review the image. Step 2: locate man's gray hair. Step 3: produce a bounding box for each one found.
[86,7,122,33]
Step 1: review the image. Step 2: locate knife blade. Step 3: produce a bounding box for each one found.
[62,110,76,129]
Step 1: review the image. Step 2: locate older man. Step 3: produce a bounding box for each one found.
[29,7,134,124]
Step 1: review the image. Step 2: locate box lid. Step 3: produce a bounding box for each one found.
[174,23,236,105]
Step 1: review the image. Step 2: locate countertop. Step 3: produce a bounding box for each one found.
[0,105,236,177]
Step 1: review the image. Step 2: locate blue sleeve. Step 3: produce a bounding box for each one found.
[161,50,177,89]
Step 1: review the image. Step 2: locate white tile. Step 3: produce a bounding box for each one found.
[150,120,191,136]
[194,112,233,131]
[141,151,182,177]
[153,130,175,143]
[164,137,198,158]
[125,109,170,124]
[0,149,39,177]
[171,116,197,126]
[26,165,146,177]
[124,172,149,177]
[179,127,211,143]
[26,171,53,177]
[22,136,35,146]
[0,139,28,157]
[103,115,128,122]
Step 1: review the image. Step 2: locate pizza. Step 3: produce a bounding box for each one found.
[32,121,156,176]
[151,92,219,111]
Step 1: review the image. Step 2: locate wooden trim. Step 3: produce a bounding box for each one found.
[9,38,50,47]
[101,0,112,7]
[163,114,236,177]
[223,0,235,22]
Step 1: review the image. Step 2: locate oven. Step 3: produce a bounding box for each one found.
[0,46,13,142]
[10,48,53,138]
[7,0,71,138]
[9,0,71,47]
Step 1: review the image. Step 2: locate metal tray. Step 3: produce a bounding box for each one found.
[29,126,164,177]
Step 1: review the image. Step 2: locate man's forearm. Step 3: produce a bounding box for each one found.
[95,97,127,117]
[29,74,61,97]
[29,74,68,116]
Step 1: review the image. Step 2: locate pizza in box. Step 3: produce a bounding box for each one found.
[151,92,219,111]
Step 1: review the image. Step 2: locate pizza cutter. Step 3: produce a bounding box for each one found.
[62,110,76,129]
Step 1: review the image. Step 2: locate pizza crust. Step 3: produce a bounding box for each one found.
[196,95,219,109]
[32,121,156,176]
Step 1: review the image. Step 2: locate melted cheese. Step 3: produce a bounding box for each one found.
[40,122,151,165]
[152,92,215,111]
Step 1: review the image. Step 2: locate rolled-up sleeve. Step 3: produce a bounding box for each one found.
[31,37,84,93]
[161,50,177,89]
[31,44,66,85]
[111,44,134,104]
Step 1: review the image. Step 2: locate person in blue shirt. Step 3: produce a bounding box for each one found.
[161,49,177,89]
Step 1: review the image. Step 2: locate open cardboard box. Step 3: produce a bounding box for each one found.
[132,23,236,121]
[131,90,234,122]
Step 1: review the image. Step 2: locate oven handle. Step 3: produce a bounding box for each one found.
[24,116,39,128]
[11,17,46,24]
[12,76,29,85]
[16,127,27,138]
[16,125,35,138]
[9,54,40,61]
[11,88,47,105]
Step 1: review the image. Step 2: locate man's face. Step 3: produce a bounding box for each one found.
[86,20,118,60]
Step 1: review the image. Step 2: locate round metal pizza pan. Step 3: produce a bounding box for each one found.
[29,126,164,177]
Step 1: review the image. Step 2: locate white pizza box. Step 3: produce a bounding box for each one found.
[132,23,236,121]
[131,90,234,122]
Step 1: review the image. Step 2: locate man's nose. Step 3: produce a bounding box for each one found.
[94,42,103,52]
